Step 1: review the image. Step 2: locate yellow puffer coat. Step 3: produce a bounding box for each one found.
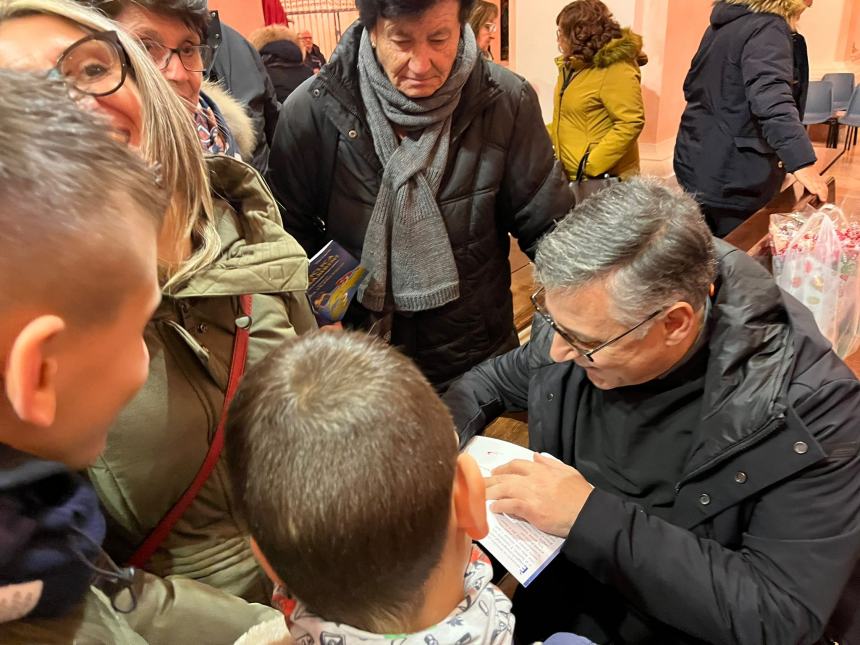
[549,28,646,180]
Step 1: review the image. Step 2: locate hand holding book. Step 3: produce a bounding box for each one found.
[464,437,595,586]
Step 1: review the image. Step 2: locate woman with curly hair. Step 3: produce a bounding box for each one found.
[549,0,645,180]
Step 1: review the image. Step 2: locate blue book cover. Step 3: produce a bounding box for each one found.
[307,241,368,325]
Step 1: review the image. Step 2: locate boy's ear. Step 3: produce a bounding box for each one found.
[4,316,65,427]
[250,537,285,588]
[453,453,489,540]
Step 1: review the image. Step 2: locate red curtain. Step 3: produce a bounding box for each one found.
[262,0,287,25]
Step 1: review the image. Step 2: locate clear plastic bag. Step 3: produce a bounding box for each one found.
[770,204,860,358]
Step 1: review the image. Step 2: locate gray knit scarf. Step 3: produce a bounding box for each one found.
[357,25,479,312]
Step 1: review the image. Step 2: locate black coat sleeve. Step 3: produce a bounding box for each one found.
[210,24,281,174]
[565,377,860,644]
[267,84,330,255]
[497,78,573,259]
[444,316,554,445]
[741,22,816,173]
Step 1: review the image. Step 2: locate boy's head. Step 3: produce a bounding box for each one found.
[227,332,489,632]
[0,69,165,468]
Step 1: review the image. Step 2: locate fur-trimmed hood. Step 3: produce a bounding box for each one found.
[249,24,301,52]
[592,28,646,68]
[201,80,256,161]
[720,0,807,20]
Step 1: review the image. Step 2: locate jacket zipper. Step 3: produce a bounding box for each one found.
[673,411,786,494]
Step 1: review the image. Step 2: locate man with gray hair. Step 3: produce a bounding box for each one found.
[444,178,860,644]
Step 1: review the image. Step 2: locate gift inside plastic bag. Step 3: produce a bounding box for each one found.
[770,204,860,358]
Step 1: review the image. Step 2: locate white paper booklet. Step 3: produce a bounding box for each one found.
[463,436,564,586]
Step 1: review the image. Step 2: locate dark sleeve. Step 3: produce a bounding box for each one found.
[444,316,553,445]
[565,378,860,644]
[498,78,573,259]
[267,85,329,255]
[210,25,281,173]
[741,22,816,173]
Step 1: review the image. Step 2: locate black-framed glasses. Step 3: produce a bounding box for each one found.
[530,287,661,362]
[141,40,214,73]
[48,30,129,97]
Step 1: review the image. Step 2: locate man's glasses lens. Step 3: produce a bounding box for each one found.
[144,41,213,73]
[58,36,125,96]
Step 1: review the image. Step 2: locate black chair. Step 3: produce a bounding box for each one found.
[802,80,838,148]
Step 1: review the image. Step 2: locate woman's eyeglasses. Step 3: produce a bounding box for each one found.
[141,40,214,73]
[484,22,498,33]
[49,30,129,97]
[530,287,661,362]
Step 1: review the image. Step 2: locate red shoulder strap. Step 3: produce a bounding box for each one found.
[128,294,253,569]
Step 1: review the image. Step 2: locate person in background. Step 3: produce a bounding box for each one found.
[443,178,860,644]
[268,0,571,390]
[0,1,315,633]
[250,24,313,103]
[298,29,326,73]
[673,0,827,237]
[549,0,645,181]
[208,20,282,174]
[467,0,498,60]
[791,0,813,118]
[98,0,257,162]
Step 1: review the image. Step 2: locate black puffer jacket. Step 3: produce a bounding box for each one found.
[268,22,572,387]
[673,0,816,213]
[444,240,860,644]
[260,40,313,103]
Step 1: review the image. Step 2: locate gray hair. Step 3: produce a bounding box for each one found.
[0,69,166,322]
[535,177,717,326]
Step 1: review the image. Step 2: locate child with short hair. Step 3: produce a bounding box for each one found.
[227,331,515,644]
[0,69,164,629]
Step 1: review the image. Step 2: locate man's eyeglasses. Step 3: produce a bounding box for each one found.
[49,31,129,97]
[530,287,661,362]
[141,40,214,73]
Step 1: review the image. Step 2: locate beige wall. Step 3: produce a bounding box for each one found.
[207,0,264,38]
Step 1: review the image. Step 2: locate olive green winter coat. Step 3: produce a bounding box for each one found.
[549,28,646,180]
[88,155,316,605]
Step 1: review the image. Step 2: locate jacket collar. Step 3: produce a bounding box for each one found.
[682,240,795,477]
[0,444,67,490]
[714,0,805,25]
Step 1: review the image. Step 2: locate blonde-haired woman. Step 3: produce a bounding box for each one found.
[0,0,314,638]
[468,0,499,60]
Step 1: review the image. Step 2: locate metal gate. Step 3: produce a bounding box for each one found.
[283,0,359,60]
